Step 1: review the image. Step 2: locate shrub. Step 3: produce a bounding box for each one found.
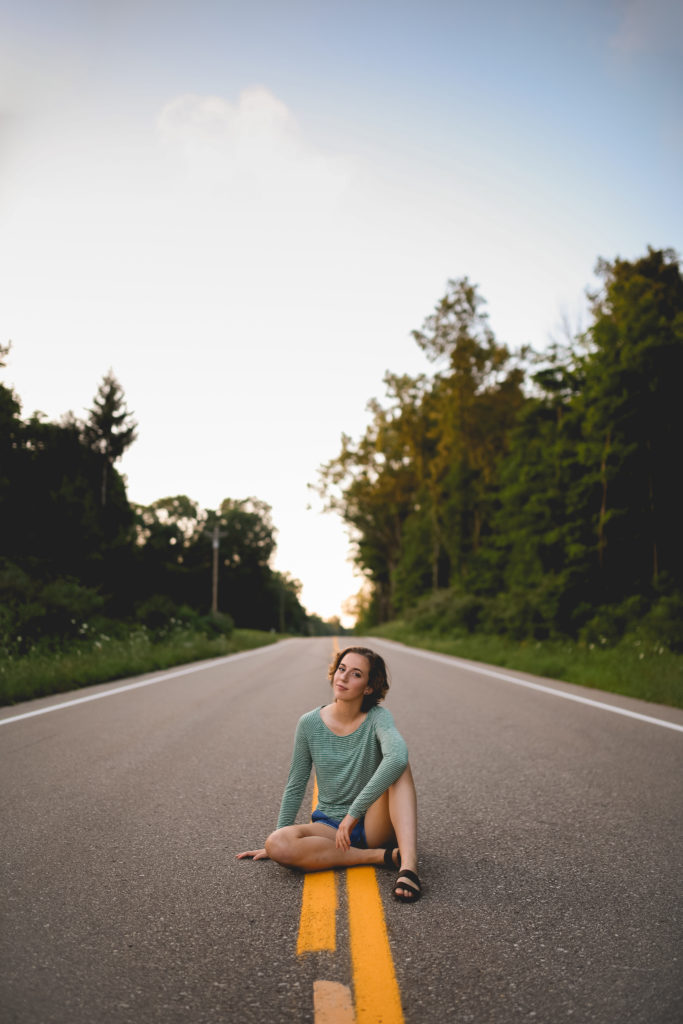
[578,594,683,650]
[630,594,683,652]
[199,610,235,637]
[134,594,179,632]
[479,586,556,641]
[404,588,484,636]
[0,562,104,652]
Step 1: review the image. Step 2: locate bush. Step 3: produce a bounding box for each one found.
[480,583,559,641]
[199,610,235,637]
[133,595,234,639]
[579,594,683,652]
[134,594,180,632]
[0,561,104,653]
[629,594,683,652]
[403,588,484,636]
[579,596,646,648]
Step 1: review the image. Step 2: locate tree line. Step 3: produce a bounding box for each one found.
[0,356,333,654]
[316,247,683,649]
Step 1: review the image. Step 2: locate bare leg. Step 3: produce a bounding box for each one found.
[265,823,389,872]
[364,764,419,899]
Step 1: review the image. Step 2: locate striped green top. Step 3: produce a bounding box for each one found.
[276,704,409,827]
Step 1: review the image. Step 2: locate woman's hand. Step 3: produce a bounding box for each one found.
[235,848,269,860]
[335,814,358,852]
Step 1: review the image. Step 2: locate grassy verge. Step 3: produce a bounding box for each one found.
[368,622,683,710]
[0,627,285,707]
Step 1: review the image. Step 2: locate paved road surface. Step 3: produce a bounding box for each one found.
[1,637,682,1023]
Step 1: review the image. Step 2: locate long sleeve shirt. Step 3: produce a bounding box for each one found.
[276,704,409,828]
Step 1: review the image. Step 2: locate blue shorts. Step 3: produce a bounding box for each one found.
[311,809,368,849]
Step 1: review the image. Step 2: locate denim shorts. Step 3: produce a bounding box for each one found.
[311,808,368,849]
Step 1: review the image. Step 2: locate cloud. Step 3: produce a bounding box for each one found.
[156,87,351,208]
[610,0,683,56]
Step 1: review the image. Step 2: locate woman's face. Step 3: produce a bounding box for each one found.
[332,652,371,704]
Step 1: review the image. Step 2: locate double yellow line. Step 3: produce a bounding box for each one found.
[296,640,405,1024]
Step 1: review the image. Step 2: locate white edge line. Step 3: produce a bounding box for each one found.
[0,640,294,727]
[375,639,683,734]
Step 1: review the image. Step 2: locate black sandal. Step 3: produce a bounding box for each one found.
[393,867,422,903]
[382,847,400,869]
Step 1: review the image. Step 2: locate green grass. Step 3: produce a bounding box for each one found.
[368,622,683,710]
[0,627,285,706]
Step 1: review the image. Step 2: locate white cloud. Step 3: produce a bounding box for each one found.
[156,86,351,209]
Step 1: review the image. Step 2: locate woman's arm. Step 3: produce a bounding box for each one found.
[347,709,409,821]
[276,715,313,828]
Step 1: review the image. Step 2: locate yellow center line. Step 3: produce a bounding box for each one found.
[347,868,405,1024]
[298,869,337,955]
[298,774,336,954]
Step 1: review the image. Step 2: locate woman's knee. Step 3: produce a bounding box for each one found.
[265,827,296,866]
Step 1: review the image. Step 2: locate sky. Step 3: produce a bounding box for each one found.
[1,0,682,625]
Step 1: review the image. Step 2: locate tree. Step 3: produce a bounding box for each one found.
[491,344,590,634]
[0,343,22,514]
[582,247,683,597]
[412,278,525,587]
[202,498,278,626]
[84,371,138,507]
[315,279,528,622]
[130,496,206,608]
[135,495,204,554]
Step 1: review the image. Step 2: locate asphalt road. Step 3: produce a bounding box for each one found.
[1,637,682,1023]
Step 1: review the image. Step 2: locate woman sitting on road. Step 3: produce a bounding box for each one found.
[236,645,421,902]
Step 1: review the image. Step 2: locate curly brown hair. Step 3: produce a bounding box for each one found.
[328,646,390,712]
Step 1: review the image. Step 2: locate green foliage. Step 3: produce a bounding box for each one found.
[580,594,683,653]
[636,594,683,653]
[403,588,485,636]
[319,249,683,654]
[0,353,314,680]
[582,248,683,600]
[0,560,105,654]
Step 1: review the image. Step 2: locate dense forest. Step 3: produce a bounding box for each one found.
[0,358,334,657]
[317,247,683,650]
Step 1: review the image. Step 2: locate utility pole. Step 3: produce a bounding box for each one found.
[211,524,220,615]
[207,520,226,615]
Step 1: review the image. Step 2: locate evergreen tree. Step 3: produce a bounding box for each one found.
[84,371,138,507]
[582,247,683,599]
